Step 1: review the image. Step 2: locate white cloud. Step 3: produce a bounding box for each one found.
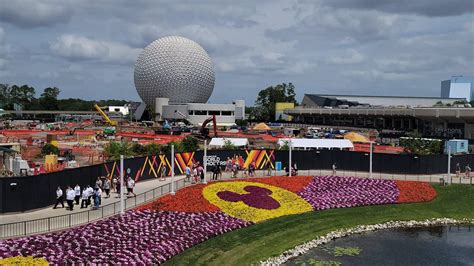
[0,0,71,28]
[343,69,420,81]
[50,34,140,64]
[328,49,365,64]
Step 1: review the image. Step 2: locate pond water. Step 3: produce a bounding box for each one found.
[285,225,474,266]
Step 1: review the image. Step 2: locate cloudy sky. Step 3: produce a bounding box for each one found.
[0,0,472,105]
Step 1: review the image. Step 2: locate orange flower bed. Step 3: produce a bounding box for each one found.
[395,180,437,203]
[252,176,314,193]
[137,184,220,212]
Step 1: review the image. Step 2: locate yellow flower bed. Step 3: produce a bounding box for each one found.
[0,256,48,266]
[203,181,312,223]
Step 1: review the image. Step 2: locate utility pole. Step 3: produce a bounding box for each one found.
[203,140,208,184]
[120,155,124,214]
[289,138,292,177]
[171,144,175,195]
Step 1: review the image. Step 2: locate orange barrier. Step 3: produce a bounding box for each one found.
[353,143,404,154]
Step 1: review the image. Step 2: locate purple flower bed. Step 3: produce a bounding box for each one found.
[0,210,251,264]
[298,176,399,210]
[217,186,281,210]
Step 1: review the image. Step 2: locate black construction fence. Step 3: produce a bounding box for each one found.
[0,150,473,213]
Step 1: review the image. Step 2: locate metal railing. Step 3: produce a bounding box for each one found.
[0,179,186,239]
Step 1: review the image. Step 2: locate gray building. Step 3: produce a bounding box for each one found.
[302,94,465,108]
[285,106,474,140]
[441,75,474,101]
[155,98,245,126]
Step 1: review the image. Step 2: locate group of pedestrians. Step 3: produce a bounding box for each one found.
[53,175,136,211]
[53,184,101,211]
[184,162,206,183]
[455,163,471,178]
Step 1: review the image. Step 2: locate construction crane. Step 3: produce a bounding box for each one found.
[94,104,118,126]
[200,115,217,138]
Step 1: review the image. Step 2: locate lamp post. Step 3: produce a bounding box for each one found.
[447,145,451,185]
[203,140,208,184]
[171,144,175,195]
[289,138,292,177]
[120,155,125,215]
[369,141,373,179]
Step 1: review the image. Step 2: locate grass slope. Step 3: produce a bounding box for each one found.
[164,184,474,265]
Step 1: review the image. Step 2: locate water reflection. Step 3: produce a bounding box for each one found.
[285,225,474,266]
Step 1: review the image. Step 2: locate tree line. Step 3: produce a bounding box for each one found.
[248,82,298,121]
[0,84,129,111]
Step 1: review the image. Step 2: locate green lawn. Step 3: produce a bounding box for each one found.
[165,184,474,265]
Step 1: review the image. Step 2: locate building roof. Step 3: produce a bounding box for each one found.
[209,138,249,147]
[305,93,463,100]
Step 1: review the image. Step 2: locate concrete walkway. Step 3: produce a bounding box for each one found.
[1,169,471,226]
[0,175,187,224]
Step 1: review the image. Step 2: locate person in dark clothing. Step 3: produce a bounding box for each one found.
[212,165,218,180]
[53,186,64,209]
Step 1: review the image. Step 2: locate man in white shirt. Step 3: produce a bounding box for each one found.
[74,184,81,205]
[80,188,89,208]
[66,186,76,211]
[127,177,136,197]
[86,185,94,206]
[53,186,64,209]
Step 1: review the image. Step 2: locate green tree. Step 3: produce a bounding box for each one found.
[104,141,134,160]
[41,143,59,155]
[399,132,443,155]
[146,143,161,155]
[235,119,248,127]
[222,139,236,150]
[254,82,297,121]
[181,136,199,152]
[131,143,147,156]
[40,87,60,110]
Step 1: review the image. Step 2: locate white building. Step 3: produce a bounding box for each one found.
[155,98,245,126]
[441,75,474,101]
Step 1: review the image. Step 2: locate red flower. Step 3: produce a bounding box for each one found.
[395,180,437,203]
[252,176,314,193]
[137,184,220,212]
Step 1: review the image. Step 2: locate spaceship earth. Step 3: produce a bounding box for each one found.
[134,36,215,106]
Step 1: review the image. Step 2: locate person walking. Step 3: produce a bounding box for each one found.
[465,164,471,179]
[112,176,118,193]
[293,162,298,176]
[86,185,94,206]
[456,163,461,178]
[160,165,167,180]
[185,165,191,182]
[197,164,204,183]
[53,186,64,209]
[266,163,273,176]
[92,186,102,210]
[80,188,89,208]
[192,167,198,184]
[66,186,75,211]
[127,177,136,197]
[103,178,111,198]
[74,184,81,205]
[332,163,337,176]
[116,179,122,198]
[95,177,103,189]
[212,165,218,180]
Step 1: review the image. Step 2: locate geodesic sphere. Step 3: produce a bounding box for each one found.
[134,36,215,106]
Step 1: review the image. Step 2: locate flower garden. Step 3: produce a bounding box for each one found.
[0,176,437,265]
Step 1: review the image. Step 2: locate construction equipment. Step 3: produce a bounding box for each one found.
[94,104,118,126]
[200,115,217,138]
